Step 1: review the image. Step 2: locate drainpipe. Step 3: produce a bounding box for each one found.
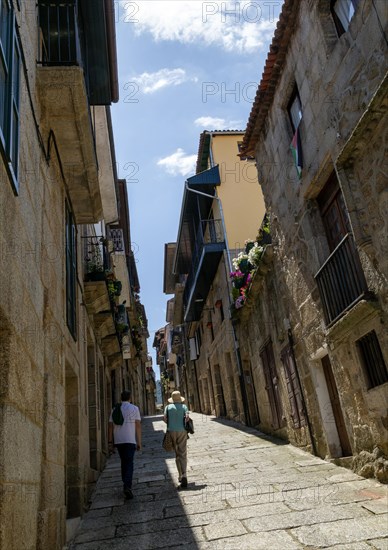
[184,182,250,425]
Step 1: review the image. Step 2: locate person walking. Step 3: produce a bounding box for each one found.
[164,391,190,488]
[108,390,141,499]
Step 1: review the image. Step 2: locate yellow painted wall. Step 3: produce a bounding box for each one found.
[211,134,266,252]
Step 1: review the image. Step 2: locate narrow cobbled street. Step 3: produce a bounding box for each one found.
[69,413,388,549]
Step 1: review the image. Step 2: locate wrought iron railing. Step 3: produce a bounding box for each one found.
[315,233,368,326]
[38,1,81,65]
[82,236,111,280]
[183,219,225,307]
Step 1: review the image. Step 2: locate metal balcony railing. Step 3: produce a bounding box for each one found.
[83,236,111,280]
[183,218,225,307]
[38,1,81,65]
[315,233,368,326]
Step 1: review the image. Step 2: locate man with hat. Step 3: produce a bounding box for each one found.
[164,391,190,488]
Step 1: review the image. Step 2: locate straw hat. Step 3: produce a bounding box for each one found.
[168,390,185,403]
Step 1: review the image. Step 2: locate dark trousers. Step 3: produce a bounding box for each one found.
[116,443,136,489]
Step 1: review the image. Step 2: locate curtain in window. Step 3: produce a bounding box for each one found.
[289,95,302,132]
[333,0,356,32]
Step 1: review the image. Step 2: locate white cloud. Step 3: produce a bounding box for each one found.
[195,116,227,129]
[194,116,243,129]
[157,148,197,177]
[131,68,197,94]
[125,1,280,53]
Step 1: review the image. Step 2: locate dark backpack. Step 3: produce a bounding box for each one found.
[184,417,194,434]
[112,403,124,425]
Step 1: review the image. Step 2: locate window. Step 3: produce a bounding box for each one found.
[288,88,302,133]
[357,331,388,389]
[195,327,202,354]
[215,299,225,323]
[330,0,360,36]
[287,86,303,177]
[0,0,20,193]
[207,320,214,342]
[38,1,78,65]
[281,345,306,429]
[317,171,351,252]
[66,203,77,339]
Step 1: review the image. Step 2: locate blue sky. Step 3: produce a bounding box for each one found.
[110,1,282,375]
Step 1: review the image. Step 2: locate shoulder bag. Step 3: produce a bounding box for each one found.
[162,407,174,452]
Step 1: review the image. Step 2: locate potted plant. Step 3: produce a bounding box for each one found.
[85,260,105,281]
[107,280,122,299]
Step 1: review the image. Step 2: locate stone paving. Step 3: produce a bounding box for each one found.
[69,413,388,549]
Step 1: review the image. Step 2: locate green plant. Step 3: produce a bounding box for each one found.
[108,280,122,299]
[256,213,271,244]
[230,219,270,310]
[85,259,104,274]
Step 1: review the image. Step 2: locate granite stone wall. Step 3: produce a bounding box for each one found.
[239,0,388,480]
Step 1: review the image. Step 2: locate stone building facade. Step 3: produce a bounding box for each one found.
[0,1,151,548]
[163,131,266,421]
[238,0,388,481]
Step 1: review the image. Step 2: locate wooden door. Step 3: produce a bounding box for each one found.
[317,172,351,252]
[260,340,284,429]
[322,355,352,456]
[281,344,306,429]
[243,361,260,426]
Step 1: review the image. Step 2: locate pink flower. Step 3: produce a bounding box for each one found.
[235,296,246,309]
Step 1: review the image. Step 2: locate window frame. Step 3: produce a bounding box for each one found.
[317,171,351,252]
[287,86,302,134]
[356,330,388,390]
[0,0,20,194]
[330,0,360,36]
[287,84,303,178]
